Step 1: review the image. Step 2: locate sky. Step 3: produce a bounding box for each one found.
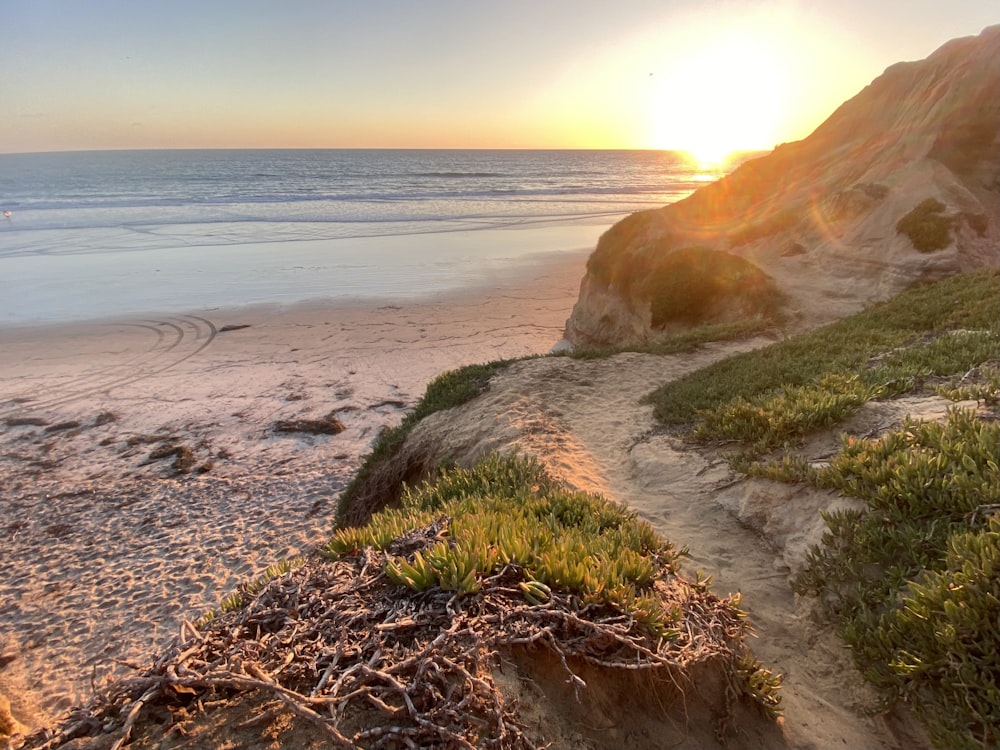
[0,1,996,157]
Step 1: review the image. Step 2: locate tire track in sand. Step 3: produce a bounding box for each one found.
[0,315,217,417]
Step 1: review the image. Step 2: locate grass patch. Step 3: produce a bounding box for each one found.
[734,453,820,485]
[692,373,877,452]
[896,197,954,252]
[936,361,1000,406]
[793,410,999,749]
[647,270,1000,436]
[335,359,522,528]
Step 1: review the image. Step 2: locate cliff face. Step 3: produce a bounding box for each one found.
[566,25,1000,346]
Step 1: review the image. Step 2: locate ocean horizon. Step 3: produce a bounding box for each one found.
[0,149,756,324]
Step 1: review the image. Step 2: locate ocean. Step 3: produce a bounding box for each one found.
[0,149,747,323]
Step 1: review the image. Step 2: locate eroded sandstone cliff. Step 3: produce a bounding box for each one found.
[566,25,1000,346]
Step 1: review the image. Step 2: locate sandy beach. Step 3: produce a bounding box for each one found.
[1,241,966,748]
[0,248,589,726]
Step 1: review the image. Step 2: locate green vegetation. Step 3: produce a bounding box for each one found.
[693,373,876,452]
[649,270,998,747]
[199,557,303,624]
[586,230,786,330]
[329,453,782,714]
[584,210,656,290]
[936,362,1000,405]
[567,317,773,360]
[336,359,520,527]
[643,246,783,329]
[896,197,954,252]
[794,411,1000,749]
[647,270,999,438]
[331,455,676,626]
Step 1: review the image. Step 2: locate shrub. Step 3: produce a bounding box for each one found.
[692,373,876,451]
[881,519,1000,749]
[643,245,782,328]
[329,453,782,718]
[329,454,680,628]
[937,362,1000,406]
[896,197,954,252]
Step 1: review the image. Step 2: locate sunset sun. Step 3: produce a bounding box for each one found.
[648,32,787,162]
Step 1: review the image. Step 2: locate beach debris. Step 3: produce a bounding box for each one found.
[4,417,50,428]
[43,421,82,434]
[218,324,251,333]
[142,443,197,474]
[93,412,118,427]
[43,523,73,539]
[272,412,345,436]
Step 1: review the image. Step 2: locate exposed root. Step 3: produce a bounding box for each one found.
[23,546,755,749]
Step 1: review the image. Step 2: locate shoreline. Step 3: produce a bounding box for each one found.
[0,248,588,723]
[0,222,606,326]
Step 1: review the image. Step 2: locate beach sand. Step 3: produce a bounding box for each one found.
[1,242,947,748]
[0,248,589,725]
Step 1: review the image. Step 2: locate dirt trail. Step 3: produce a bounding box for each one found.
[406,342,930,749]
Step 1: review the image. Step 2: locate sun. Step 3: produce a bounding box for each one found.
[647,32,786,160]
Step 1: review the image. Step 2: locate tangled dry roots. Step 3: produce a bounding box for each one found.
[26,545,751,750]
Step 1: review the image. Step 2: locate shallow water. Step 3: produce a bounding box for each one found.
[0,149,749,323]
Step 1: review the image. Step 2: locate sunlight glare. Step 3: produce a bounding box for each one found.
[648,30,787,158]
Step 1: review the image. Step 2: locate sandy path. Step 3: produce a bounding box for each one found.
[404,347,927,749]
[0,249,588,725]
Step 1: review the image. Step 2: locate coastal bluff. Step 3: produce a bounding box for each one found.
[565,25,1000,346]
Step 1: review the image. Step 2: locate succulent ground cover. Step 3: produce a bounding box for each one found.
[24,456,779,749]
[896,197,955,252]
[648,271,999,748]
[648,270,999,448]
[792,411,999,749]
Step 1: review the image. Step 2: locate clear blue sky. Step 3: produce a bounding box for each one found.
[0,0,996,154]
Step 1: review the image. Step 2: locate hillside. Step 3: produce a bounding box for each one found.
[565,25,1000,346]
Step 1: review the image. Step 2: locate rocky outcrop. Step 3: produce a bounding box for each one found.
[566,25,1000,346]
